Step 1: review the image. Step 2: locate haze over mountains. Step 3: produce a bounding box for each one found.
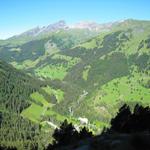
[0,19,150,149]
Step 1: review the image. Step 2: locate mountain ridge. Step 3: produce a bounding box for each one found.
[1,19,141,41]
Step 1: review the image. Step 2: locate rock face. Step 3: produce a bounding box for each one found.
[15,20,119,38]
[45,20,68,31]
[70,21,101,31]
[19,20,68,37]
[69,21,118,31]
[20,26,41,36]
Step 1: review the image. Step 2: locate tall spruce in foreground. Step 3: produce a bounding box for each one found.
[110,104,150,133]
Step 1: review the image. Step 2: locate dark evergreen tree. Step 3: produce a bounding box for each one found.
[79,127,93,140]
[110,104,150,133]
[46,119,93,149]
[52,119,79,145]
[110,104,131,133]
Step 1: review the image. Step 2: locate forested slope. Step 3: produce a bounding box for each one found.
[0,60,51,149]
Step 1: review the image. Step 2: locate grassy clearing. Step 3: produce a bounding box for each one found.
[45,109,67,122]
[80,31,109,49]
[21,103,45,123]
[22,103,77,125]
[30,92,53,107]
[81,39,97,49]
[11,58,41,70]
[11,54,51,70]
[94,72,150,106]
[116,29,150,55]
[35,65,67,80]
[82,65,91,81]
[9,48,21,52]
[51,54,77,62]
[35,54,80,80]
[42,86,64,103]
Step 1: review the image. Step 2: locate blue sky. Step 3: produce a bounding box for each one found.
[0,0,150,39]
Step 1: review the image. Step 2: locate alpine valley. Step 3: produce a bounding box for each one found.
[0,19,150,149]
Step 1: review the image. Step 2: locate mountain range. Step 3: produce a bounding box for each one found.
[8,20,119,38]
[0,19,150,149]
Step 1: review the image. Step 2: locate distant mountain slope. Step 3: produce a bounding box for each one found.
[20,20,68,37]
[0,29,98,66]
[0,20,101,46]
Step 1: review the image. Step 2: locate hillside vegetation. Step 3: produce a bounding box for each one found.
[0,19,150,149]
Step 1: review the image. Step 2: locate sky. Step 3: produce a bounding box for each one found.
[0,0,150,39]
